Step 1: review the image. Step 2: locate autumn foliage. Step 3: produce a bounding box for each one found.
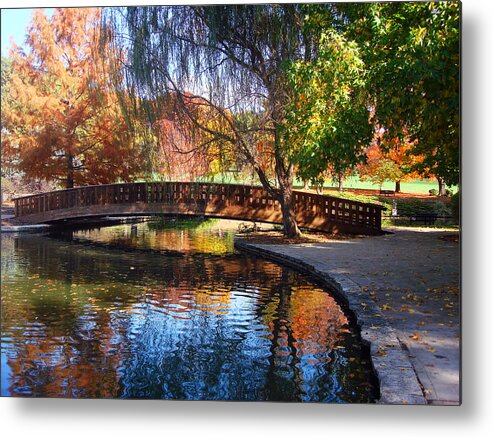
[2,8,143,189]
[359,127,424,191]
[148,93,237,181]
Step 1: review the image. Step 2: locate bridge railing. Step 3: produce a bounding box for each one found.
[292,190,383,230]
[13,182,384,232]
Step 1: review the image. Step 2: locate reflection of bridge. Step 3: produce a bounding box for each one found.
[13,182,384,234]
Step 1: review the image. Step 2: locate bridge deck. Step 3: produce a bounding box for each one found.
[13,182,384,235]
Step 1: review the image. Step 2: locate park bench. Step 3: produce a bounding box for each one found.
[379,189,395,196]
[409,213,438,225]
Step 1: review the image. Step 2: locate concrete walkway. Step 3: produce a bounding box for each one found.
[237,227,460,405]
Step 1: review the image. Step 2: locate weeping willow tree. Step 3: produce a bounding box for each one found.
[103,4,334,237]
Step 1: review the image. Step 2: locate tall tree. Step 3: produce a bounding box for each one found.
[1,56,14,177]
[343,1,460,189]
[104,4,335,237]
[283,27,372,192]
[103,3,459,234]
[2,8,143,189]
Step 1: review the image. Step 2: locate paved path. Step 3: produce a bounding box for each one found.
[239,227,460,405]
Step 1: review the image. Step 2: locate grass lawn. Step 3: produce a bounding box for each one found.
[294,176,458,195]
[195,174,457,195]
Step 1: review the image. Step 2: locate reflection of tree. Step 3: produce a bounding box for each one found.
[68,219,233,255]
[4,299,124,398]
[262,268,302,401]
[2,230,376,401]
[1,237,18,278]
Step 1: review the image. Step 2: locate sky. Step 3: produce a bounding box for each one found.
[0,1,193,58]
[1,8,53,57]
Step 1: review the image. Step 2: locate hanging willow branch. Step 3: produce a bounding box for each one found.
[101,4,336,237]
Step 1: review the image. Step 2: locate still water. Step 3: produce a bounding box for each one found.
[1,219,378,402]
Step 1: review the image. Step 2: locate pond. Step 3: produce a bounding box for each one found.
[1,218,378,402]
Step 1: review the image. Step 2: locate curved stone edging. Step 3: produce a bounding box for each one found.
[234,238,427,405]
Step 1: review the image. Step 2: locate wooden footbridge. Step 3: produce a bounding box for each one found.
[12,182,385,235]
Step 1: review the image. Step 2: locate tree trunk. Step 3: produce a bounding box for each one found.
[395,180,401,193]
[303,179,309,190]
[316,183,323,195]
[275,160,301,238]
[254,153,301,238]
[338,175,344,192]
[279,187,301,238]
[268,117,301,238]
[66,154,74,189]
[438,177,446,196]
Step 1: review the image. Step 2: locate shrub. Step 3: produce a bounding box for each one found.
[429,188,438,196]
[450,191,460,222]
[396,199,435,216]
[432,201,451,216]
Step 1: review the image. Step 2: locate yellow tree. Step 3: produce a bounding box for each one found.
[2,8,142,189]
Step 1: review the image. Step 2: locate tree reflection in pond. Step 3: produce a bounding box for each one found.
[1,219,378,402]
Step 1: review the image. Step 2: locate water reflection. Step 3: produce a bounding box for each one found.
[1,219,377,402]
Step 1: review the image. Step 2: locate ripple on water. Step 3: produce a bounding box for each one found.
[1,221,377,402]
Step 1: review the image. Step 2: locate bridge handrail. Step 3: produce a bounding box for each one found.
[12,181,386,208]
[12,182,271,201]
[13,181,385,232]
